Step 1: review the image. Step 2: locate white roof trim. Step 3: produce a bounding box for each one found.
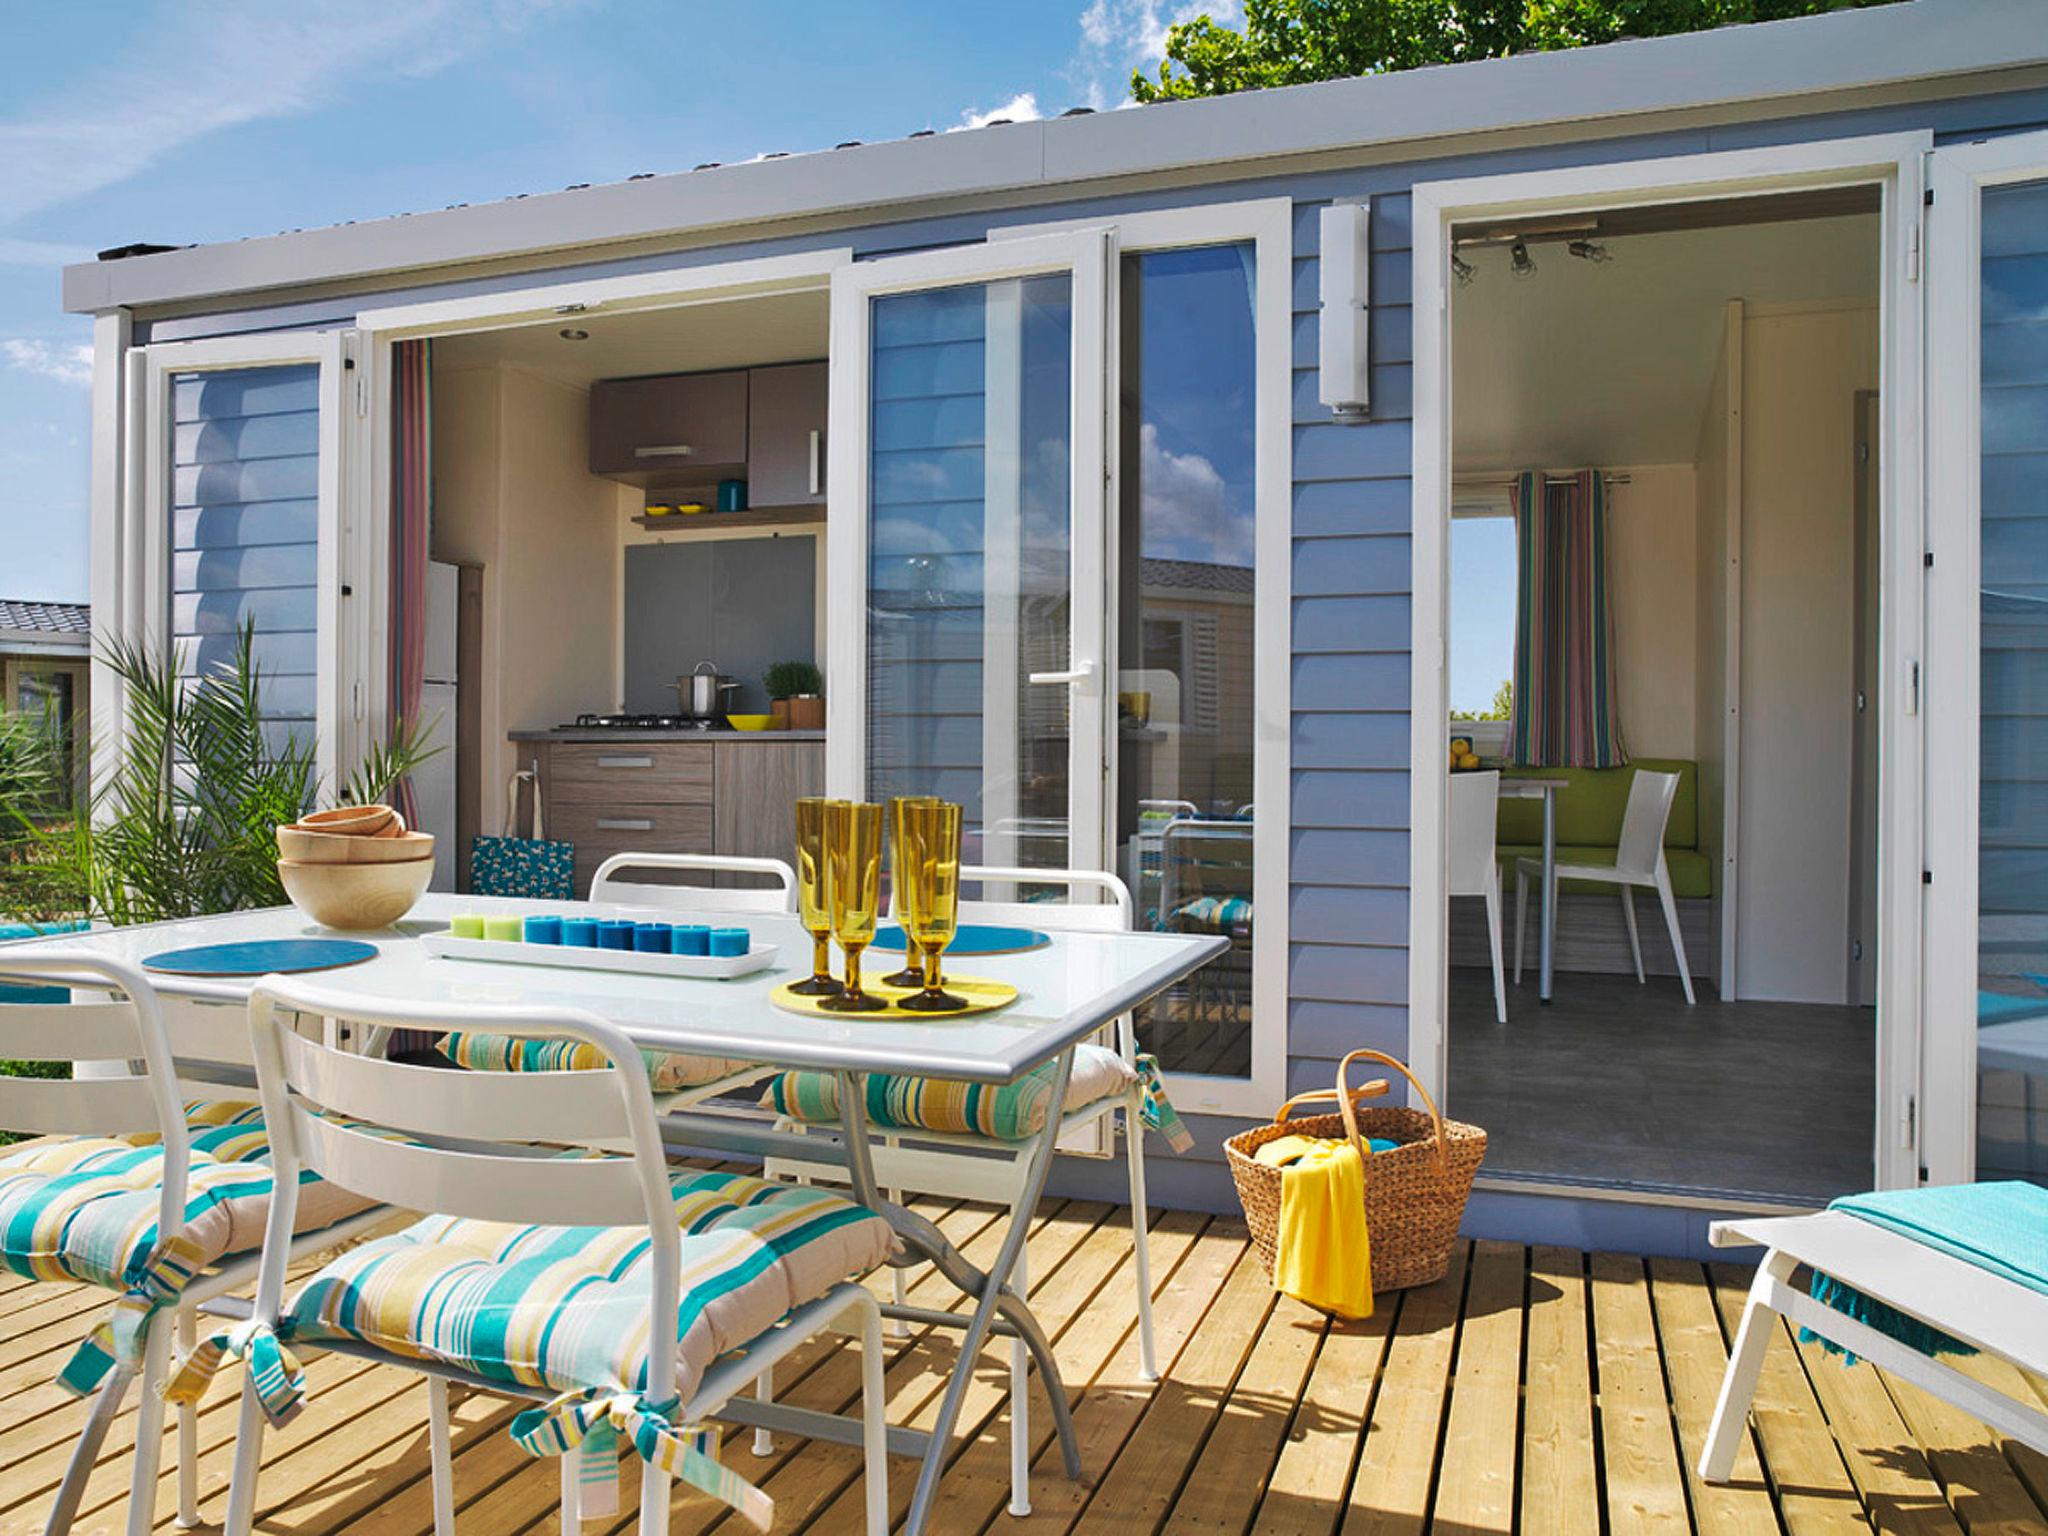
[63,0,2048,315]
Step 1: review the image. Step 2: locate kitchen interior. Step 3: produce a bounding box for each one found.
[424,287,831,895]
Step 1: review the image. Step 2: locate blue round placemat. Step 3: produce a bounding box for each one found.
[143,938,379,977]
[869,923,1050,956]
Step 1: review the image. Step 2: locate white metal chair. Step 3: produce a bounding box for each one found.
[1448,769,1508,1023]
[208,978,892,1536]
[0,950,390,1536]
[762,865,1159,1517]
[590,852,798,913]
[1514,767,1696,1004]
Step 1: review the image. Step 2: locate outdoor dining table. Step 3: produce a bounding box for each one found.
[8,891,1225,1536]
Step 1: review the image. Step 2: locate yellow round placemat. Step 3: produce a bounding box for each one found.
[771,973,1018,1020]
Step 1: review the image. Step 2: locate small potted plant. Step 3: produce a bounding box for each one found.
[765,659,825,731]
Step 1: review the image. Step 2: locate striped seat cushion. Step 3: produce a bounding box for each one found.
[0,1100,377,1294]
[280,1168,895,1408]
[760,1043,1136,1142]
[436,1032,761,1095]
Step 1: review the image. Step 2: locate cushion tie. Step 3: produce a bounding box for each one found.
[510,1388,773,1532]
[56,1232,209,1400]
[162,1317,308,1428]
[1135,1053,1195,1154]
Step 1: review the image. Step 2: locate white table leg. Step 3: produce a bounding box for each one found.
[1540,788,1557,1002]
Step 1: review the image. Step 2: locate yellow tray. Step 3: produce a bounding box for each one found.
[770,973,1018,1020]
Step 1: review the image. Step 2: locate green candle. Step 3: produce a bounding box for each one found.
[483,916,524,942]
[449,914,485,940]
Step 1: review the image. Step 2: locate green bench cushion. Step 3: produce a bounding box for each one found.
[1497,844,1714,900]
[1496,759,1699,849]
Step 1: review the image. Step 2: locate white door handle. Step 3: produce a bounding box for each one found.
[808,429,823,497]
[1028,660,1096,686]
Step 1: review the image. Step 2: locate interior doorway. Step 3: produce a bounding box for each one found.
[1423,175,1900,1204]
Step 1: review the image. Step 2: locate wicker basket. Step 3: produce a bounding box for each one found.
[1225,1049,1486,1295]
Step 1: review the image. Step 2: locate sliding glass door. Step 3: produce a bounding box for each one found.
[1926,128,2048,1185]
[827,233,1108,875]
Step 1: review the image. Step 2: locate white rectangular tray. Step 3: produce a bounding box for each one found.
[422,931,778,980]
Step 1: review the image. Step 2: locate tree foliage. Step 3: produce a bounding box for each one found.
[1130,0,1899,101]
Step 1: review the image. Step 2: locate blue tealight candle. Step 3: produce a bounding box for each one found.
[710,927,749,958]
[561,918,598,947]
[634,922,671,953]
[672,924,710,957]
[524,915,563,946]
[598,920,635,951]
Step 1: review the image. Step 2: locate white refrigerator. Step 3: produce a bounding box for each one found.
[418,560,459,891]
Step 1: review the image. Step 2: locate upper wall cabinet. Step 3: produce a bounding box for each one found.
[745,362,827,508]
[588,371,748,487]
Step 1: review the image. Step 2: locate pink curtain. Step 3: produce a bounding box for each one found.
[388,339,432,825]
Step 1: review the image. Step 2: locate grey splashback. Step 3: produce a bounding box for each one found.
[623,535,817,715]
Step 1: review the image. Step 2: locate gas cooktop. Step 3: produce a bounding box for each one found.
[563,713,731,731]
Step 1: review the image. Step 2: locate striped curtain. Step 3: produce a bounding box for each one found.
[1506,469,1626,768]
[387,339,432,824]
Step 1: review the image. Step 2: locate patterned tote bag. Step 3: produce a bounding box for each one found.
[471,767,575,898]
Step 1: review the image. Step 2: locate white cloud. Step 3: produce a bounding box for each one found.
[1138,421,1252,565]
[1068,0,1238,110]
[0,0,592,228]
[3,340,95,387]
[954,92,1043,132]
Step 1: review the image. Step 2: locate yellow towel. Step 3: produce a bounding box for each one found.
[1254,1134,1372,1319]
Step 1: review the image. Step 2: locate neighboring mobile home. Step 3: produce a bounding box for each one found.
[62,0,2048,1253]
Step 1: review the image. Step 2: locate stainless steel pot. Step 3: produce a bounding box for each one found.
[678,660,737,718]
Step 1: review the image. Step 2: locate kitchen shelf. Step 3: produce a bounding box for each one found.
[632,505,826,534]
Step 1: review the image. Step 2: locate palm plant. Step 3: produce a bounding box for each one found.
[0,623,439,928]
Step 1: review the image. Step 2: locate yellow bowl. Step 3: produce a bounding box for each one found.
[278,856,433,930]
[726,714,780,732]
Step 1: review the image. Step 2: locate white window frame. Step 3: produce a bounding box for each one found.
[132,331,355,791]
[1410,132,1930,1194]
[993,197,1294,1118]
[1922,126,2048,1186]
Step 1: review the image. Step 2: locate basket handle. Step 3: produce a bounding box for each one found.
[1273,1079,1389,1127]
[1333,1049,1450,1172]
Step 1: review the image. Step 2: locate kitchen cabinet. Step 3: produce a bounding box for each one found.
[522,737,822,897]
[745,363,827,508]
[588,372,747,487]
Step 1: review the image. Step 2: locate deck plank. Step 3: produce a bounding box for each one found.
[1339,1240,1470,1536]
[1647,1256,1782,1536]
[1590,1251,1691,1535]
[0,1210,2011,1536]
[1432,1239,1524,1535]
[1520,1245,1597,1536]
[1704,1261,1869,1536]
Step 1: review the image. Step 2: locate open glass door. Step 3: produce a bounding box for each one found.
[133,333,359,789]
[1926,129,2048,1186]
[826,233,1109,875]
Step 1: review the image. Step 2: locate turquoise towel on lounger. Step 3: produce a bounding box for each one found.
[1804,1182,2048,1362]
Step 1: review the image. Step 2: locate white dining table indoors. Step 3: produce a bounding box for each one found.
[10,893,1226,1536]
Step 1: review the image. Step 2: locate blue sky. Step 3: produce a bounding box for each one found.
[0,0,1232,603]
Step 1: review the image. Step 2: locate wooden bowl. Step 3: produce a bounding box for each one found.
[278,856,432,930]
[298,804,400,838]
[277,826,435,865]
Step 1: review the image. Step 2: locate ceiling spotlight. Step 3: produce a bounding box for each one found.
[558,327,590,341]
[1509,239,1536,279]
[1451,252,1475,286]
[1567,239,1612,263]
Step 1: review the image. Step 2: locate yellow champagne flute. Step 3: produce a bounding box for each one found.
[820,799,887,1013]
[884,794,939,989]
[898,800,968,1012]
[790,797,843,996]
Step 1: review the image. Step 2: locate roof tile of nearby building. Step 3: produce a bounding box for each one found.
[61,0,2048,317]
[0,600,90,636]
[1141,558,1256,595]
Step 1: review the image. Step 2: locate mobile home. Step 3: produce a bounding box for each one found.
[64,0,2048,1253]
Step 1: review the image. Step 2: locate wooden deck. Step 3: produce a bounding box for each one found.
[1,1183,2044,1535]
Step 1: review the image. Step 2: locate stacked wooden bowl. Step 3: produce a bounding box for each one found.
[275,805,434,929]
